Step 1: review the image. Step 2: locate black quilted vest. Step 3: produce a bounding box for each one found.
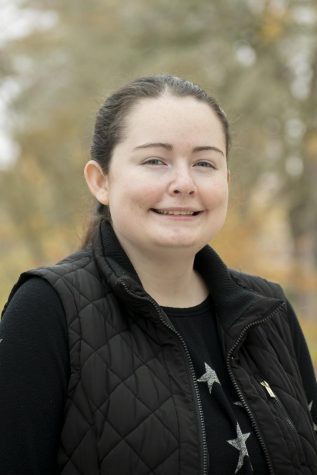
[13,221,317,474]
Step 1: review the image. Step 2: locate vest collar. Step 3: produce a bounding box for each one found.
[93,220,284,343]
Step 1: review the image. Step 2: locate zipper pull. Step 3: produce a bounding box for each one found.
[260,380,276,398]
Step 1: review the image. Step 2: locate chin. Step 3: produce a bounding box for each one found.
[154,237,205,252]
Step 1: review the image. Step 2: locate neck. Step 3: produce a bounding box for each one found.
[120,244,209,308]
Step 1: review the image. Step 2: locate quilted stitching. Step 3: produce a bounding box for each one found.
[237,314,317,473]
[31,252,182,474]
[25,238,317,474]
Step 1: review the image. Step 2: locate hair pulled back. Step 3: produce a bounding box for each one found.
[82,74,230,247]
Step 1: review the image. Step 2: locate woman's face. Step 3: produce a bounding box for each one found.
[104,94,229,258]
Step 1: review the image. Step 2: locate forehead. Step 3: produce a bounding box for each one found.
[122,95,226,149]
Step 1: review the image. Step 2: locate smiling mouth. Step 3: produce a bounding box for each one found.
[151,209,202,216]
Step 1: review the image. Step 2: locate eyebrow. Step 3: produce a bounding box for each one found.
[134,142,225,156]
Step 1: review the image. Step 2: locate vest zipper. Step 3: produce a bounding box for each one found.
[226,303,284,475]
[260,380,302,456]
[260,380,297,438]
[119,281,208,475]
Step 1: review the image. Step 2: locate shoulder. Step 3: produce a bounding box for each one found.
[28,248,97,292]
[1,277,68,377]
[2,276,66,331]
[5,275,62,306]
[1,248,98,320]
[228,269,307,352]
[32,248,94,282]
[228,268,286,300]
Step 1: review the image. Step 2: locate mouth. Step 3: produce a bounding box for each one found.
[151,208,202,216]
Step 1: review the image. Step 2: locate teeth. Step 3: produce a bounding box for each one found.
[156,209,195,216]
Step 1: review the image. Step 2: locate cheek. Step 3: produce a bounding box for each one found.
[203,180,229,206]
[109,180,161,211]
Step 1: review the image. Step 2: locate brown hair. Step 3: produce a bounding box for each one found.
[82,74,230,247]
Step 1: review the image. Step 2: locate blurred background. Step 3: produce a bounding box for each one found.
[0,0,316,369]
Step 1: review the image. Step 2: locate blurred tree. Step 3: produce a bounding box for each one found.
[0,0,316,321]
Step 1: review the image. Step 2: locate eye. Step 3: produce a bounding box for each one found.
[142,157,167,166]
[194,160,216,169]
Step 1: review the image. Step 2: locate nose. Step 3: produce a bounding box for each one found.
[168,166,196,196]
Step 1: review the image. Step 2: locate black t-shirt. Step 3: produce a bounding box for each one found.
[1,277,317,474]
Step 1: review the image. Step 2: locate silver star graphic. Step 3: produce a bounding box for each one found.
[308,401,317,431]
[227,423,251,474]
[197,362,220,394]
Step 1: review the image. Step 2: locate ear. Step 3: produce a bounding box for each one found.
[84,160,109,205]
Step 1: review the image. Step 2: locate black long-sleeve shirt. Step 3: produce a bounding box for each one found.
[1,277,316,474]
[0,278,69,474]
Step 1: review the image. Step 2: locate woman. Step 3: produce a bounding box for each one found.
[1,74,317,474]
